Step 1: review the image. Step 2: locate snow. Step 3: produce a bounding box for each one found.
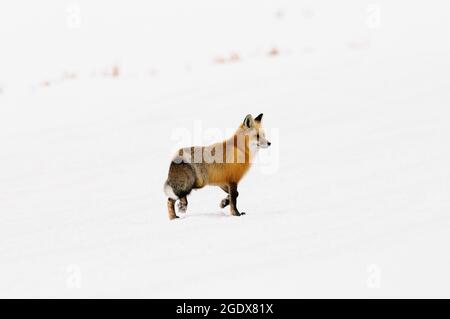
[1,1,450,298]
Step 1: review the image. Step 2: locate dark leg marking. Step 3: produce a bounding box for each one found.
[177,196,188,213]
[229,183,245,216]
[219,185,230,208]
[220,196,230,208]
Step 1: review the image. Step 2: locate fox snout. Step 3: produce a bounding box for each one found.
[258,140,271,148]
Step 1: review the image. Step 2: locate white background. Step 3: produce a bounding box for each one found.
[1,0,450,297]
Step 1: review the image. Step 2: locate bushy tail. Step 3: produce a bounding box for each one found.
[164,161,196,200]
[164,181,178,200]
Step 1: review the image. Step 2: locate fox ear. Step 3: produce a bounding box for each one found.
[254,113,263,123]
[243,114,254,128]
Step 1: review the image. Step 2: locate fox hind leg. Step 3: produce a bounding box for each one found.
[167,198,178,220]
[165,161,196,220]
[177,196,188,213]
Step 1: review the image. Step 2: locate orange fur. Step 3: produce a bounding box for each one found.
[201,125,256,186]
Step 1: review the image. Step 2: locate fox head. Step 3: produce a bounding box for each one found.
[241,113,271,149]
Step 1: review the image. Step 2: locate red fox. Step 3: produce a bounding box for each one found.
[164,114,271,220]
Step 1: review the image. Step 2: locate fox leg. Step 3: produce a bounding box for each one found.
[219,185,230,208]
[229,183,245,216]
[220,197,230,208]
[167,198,179,220]
[177,196,188,213]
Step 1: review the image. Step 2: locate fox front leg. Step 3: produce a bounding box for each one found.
[229,183,245,216]
[219,185,230,208]
[220,197,230,208]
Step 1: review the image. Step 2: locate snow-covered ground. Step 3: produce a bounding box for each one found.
[1,1,450,298]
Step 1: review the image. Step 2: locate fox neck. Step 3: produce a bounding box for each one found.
[227,128,258,164]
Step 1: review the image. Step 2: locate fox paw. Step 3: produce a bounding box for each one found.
[220,198,230,208]
[232,211,246,216]
[177,201,187,213]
